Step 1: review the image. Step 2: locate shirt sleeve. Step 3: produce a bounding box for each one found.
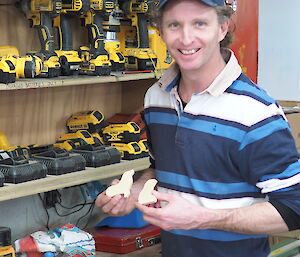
[238,113,300,227]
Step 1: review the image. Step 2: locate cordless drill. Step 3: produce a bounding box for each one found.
[102,2,126,71]
[18,0,61,78]
[79,0,114,75]
[118,0,157,71]
[53,0,89,75]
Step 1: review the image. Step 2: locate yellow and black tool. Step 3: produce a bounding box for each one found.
[111,141,144,159]
[102,121,141,143]
[0,46,43,82]
[79,0,113,75]
[66,110,105,133]
[0,58,16,84]
[54,130,102,151]
[0,132,31,159]
[0,227,15,257]
[102,3,126,71]
[19,0,61,78]
[118,0,157,71]
[53,0,89,75]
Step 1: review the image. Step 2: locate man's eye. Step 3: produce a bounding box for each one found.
[195,21,205,27]
[169,23,179,28]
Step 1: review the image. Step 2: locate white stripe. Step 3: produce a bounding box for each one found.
[145,84,283,127]
[158,186,266,209]
[256,173,300,193]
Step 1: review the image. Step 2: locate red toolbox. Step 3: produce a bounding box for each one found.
[87,225,161,254]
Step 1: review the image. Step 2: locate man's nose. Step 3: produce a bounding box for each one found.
[180,26,194,45]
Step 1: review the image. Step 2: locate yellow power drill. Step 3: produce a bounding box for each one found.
[79,0,113,75]
[118,0,157,71]
[102,2,126,71]
[53,0,89,75]
[18,0,62,78]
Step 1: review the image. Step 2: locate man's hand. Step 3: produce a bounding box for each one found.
[135,190,208,231]
[95,179,137,216]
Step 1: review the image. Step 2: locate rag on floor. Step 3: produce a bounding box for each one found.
[15,224,95,257]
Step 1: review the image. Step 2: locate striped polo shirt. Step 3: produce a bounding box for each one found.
[143,50,300,257]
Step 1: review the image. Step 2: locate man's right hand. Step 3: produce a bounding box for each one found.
[95,179,138,216]
[95,168,156,216]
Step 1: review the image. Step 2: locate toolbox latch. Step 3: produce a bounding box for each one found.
[148,236,161,246]
[136,237,143,248]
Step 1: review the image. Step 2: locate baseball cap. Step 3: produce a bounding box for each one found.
[158,0,225,9]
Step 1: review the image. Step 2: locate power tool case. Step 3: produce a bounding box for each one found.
[87,225,161,254]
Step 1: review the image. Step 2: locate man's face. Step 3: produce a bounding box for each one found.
[160,0,228,73]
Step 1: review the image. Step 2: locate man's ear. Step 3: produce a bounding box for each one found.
[158,27,163,37]
[218,20,229,42]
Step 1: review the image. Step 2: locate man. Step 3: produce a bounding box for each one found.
[96,0,300,256]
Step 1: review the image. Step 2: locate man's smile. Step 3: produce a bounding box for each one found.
[179,48,200,55]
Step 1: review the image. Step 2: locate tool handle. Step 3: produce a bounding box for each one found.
[86,12,108,57]
[137,13,149,48]
[35,13,56,54]
[57,14,73,51]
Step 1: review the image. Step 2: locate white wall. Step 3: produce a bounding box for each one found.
[258,0,300,101]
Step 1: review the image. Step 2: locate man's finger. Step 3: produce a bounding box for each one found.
[152,190,172,202]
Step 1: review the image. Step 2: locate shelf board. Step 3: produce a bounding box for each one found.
[0,72,157,90]
[0,157,150,202]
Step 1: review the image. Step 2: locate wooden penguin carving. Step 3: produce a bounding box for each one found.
[106,169,135,198]
[138,179,158,205]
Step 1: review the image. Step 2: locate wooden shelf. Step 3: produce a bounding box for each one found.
[0,72,157,90]
[0,157,150,202]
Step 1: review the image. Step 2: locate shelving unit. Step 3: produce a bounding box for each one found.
[0,1,157,244]
[0,72,157,90]
[0,157,150,202]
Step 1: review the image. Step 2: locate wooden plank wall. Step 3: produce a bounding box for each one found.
[0,1,153,146]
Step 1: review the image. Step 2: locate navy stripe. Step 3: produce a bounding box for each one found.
[183,112,249,131]
[237,73,259,88]
[157,181,263,199]
[169,229,267,242]
[144,106,177,115]
[145,110,248,143]
[180,116,246,142]
[157,170,260,195]
[161,230,270,257]
[260,160,300,181]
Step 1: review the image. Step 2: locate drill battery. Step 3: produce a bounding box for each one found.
[0,151,47,184]
[138,139,149,157]
[107,112,147,139]
[102,122,141,144]
[71,144,121,168]
[67,110,105,133]
[28,144,54,155]
[57,130,101,145]
[111,142,145,160]
[31,147,86,175]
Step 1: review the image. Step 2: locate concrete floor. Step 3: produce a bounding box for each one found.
[95,244,161,257]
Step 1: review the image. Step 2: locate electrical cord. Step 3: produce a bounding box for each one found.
[38,193,50,230]
[39,187,97,230]
[75,200,96,229]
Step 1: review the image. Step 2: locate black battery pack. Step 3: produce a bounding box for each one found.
[0,158,47,184]
[72,144,121,168]
[31,148,86,175]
